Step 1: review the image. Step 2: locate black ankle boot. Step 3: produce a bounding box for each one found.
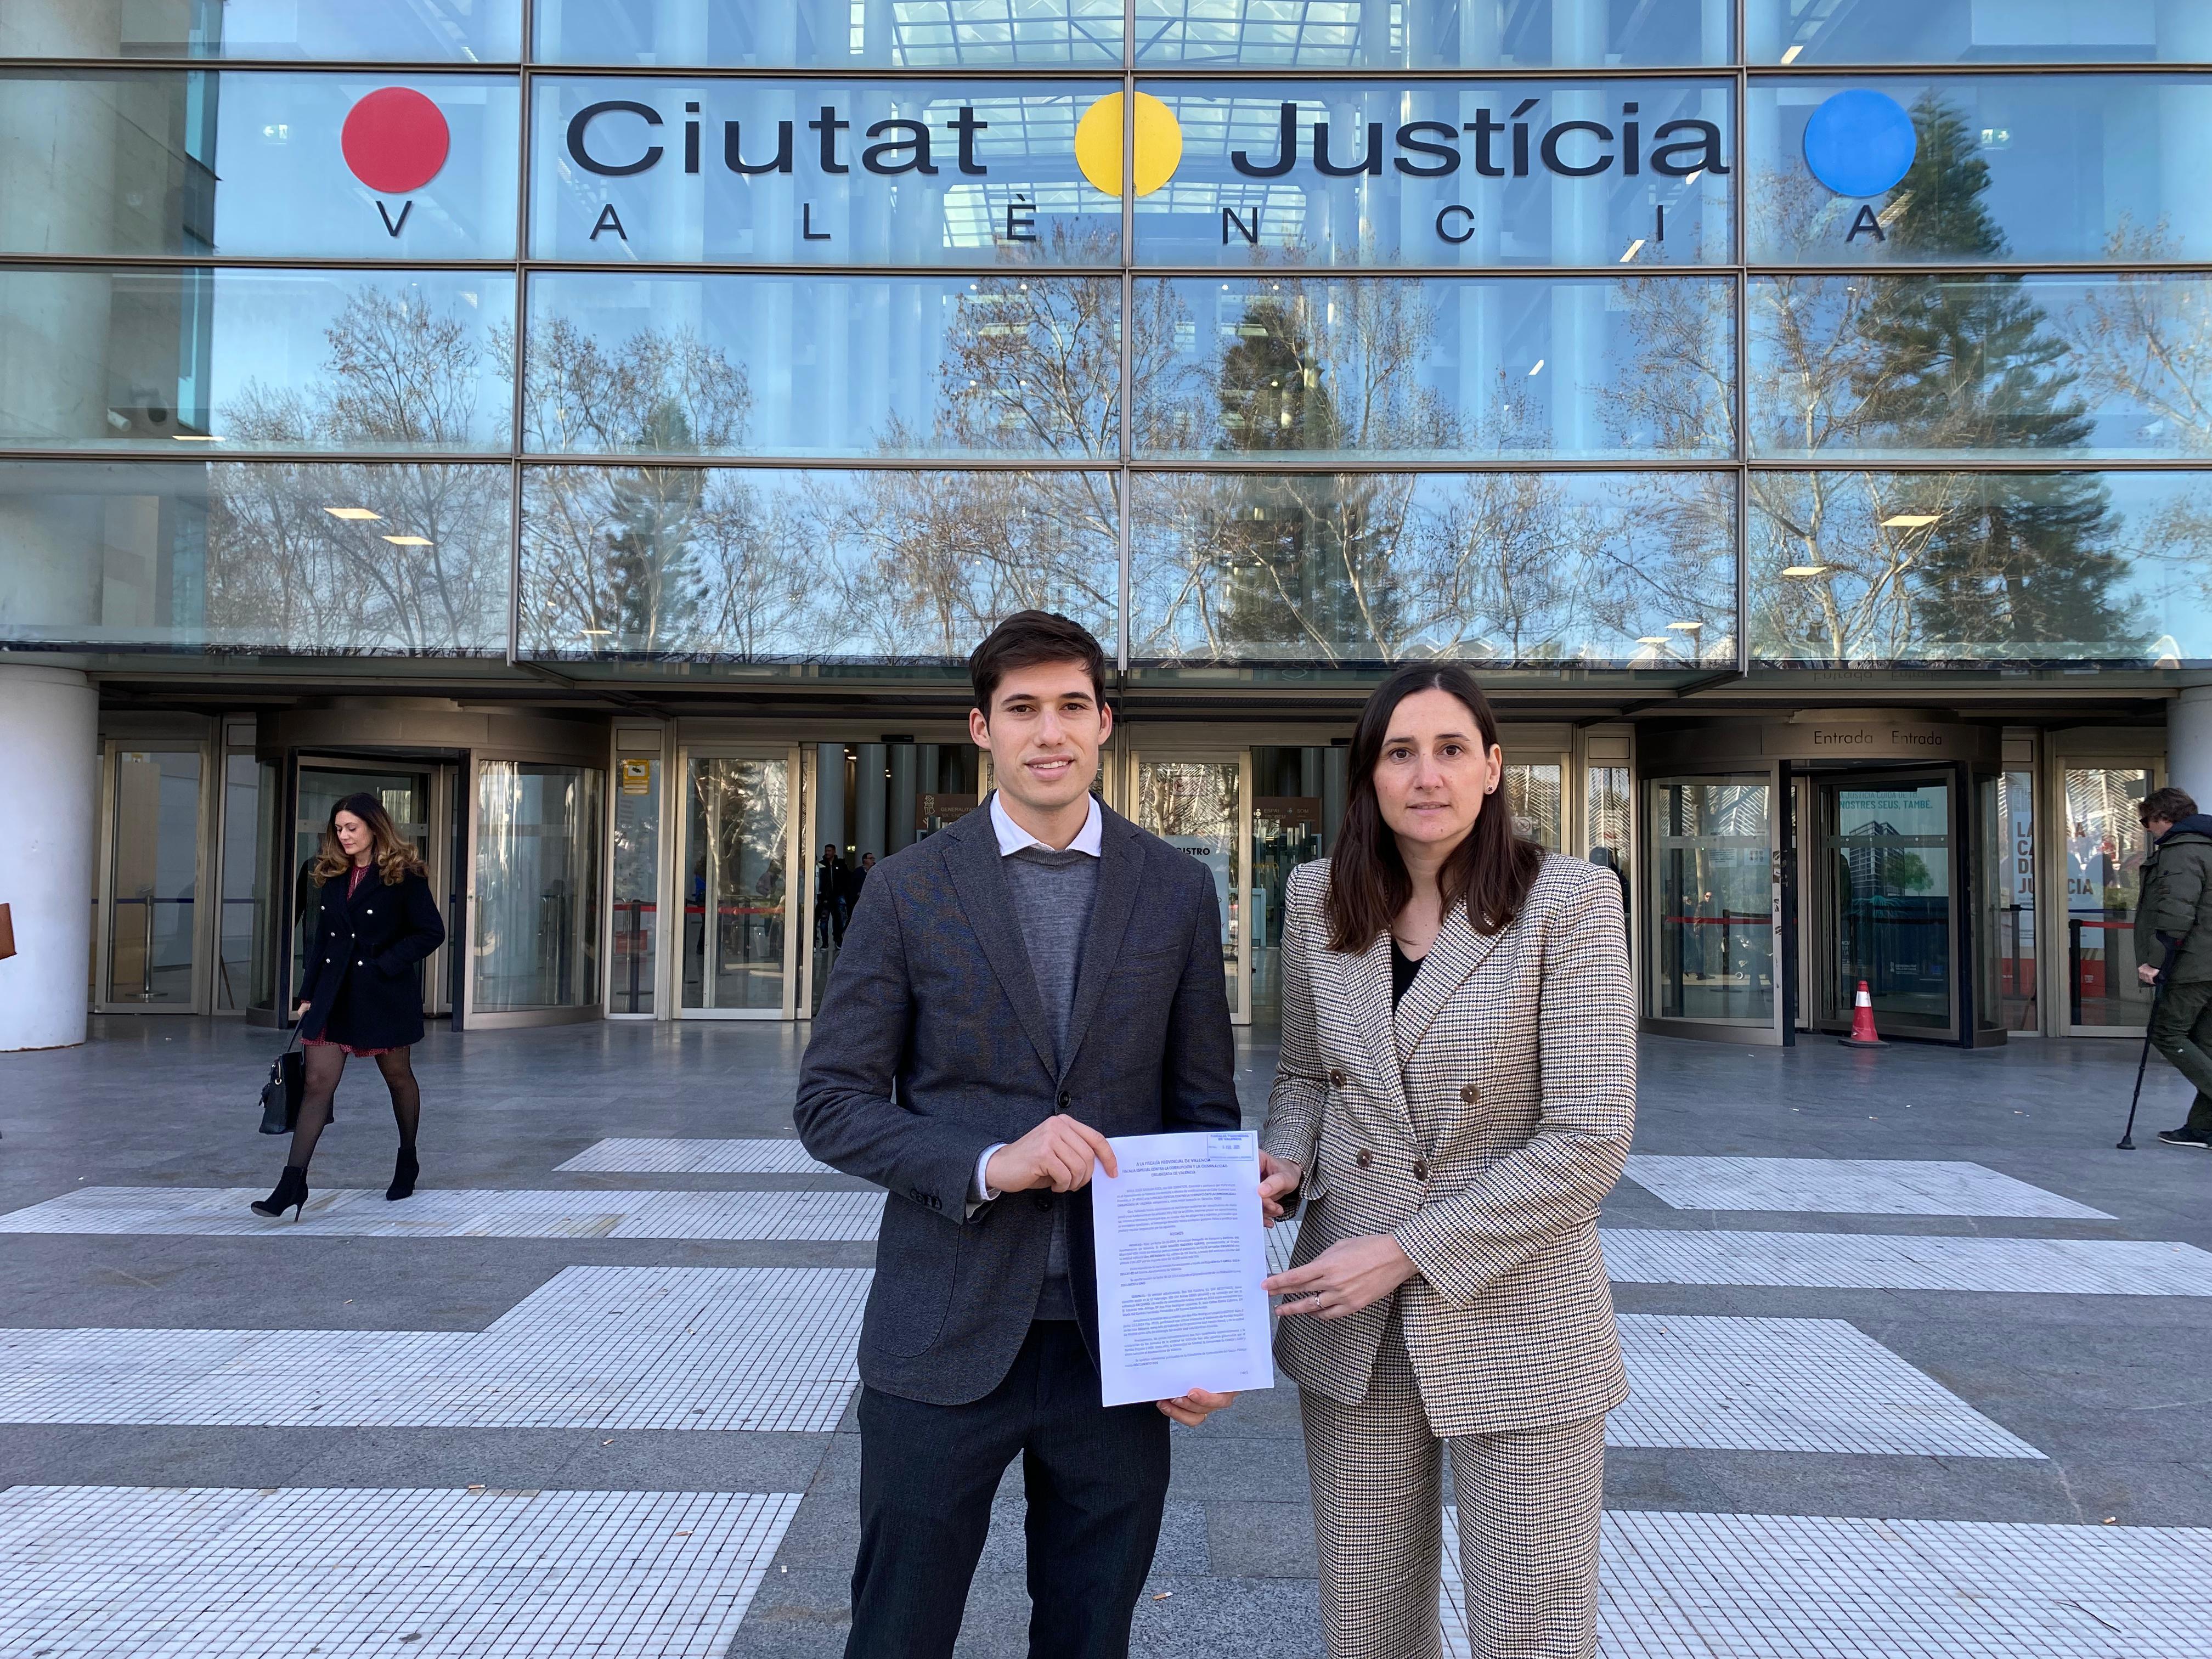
[387,1147,419,1202]
[251,1165,309,1220]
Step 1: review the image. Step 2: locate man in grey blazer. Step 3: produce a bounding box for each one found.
[794,611,1243,1659]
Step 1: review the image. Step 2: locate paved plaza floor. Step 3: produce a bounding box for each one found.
[2,1017,2210,1656]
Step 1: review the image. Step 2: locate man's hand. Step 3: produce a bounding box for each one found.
[1265,1232,1418,1319]
[1258,1152,1302,1224]
[985,1116,1118,1194]
[2140,962,2162,986]
[1157,1387,1235,1427]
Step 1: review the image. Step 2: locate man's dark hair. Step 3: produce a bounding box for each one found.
[2141,786,2198,826]
[969,610,1108,719]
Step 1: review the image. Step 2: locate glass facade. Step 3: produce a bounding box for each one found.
[3,11,2208,679]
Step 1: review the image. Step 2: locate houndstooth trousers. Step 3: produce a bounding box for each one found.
[1299,1306,1606,1659]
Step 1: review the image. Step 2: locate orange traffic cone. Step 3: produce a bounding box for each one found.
[1838,979,1886,1048]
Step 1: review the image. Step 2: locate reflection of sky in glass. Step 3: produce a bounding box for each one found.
[36,0,530,61]
[1140,82,1735,268]
[1750,77,2212,263]
[1137,0,1730,67]
[534,0,1122,66]
[1746,0,2184,65]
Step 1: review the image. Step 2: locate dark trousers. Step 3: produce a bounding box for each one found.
[2149,978,2212,1131]
[844,1321,1170,1659]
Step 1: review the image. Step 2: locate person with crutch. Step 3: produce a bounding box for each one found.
[2131,787,2212,1149]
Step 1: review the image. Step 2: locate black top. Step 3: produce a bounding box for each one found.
[1391,939,1425,1007]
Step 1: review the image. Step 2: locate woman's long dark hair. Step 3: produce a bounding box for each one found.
[1322,663,1543,954]
[311,792,426,887]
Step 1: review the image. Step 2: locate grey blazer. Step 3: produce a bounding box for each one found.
[794,795,1241,1406]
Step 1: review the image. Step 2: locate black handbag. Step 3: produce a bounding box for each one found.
[256,1027,328,1135]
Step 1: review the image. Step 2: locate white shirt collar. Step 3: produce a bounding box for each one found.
[990,789,1103,858]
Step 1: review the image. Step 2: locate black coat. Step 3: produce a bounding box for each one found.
[299,866,446,1048]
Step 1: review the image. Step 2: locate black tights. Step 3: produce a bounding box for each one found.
[286,1045,420,1172]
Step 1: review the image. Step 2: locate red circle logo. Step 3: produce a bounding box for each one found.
[341,87,450,195]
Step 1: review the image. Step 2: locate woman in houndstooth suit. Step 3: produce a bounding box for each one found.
[1255,663,1636,1659]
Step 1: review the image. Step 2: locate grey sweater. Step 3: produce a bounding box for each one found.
[1000,844,1100,1321]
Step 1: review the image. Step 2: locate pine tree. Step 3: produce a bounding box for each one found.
[603,400,705,652]
[1850,95,2135,658]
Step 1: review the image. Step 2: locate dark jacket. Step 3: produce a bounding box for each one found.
[2136,815,2212,983]
[299,865,446,1047]
[793,797,1240,1406]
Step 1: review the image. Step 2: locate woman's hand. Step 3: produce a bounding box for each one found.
[291,1000,309,1019]
[1258,1151,1302,1223]
[1264,1233,1418,1319]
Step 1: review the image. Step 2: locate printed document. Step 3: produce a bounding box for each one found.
[1091,1130,1276,1408]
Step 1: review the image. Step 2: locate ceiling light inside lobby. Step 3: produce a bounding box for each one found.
[324,507,381,521]
[1882,512,1939,528]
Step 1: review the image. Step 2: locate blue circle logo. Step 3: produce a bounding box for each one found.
[1803,90,1917,198]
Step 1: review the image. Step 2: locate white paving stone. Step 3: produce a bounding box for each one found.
[1440,1509,2212,1658]
[0,1186,883,1240]
[1622,1155,2112,1218]
[1604,1229,2212,1295]
[0,1266,869,1432]
[0,1485,800,1659]
[557,1137,837,1175]
[1612,1314,2041,1457]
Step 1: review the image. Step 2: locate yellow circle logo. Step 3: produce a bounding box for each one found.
[1074,92,1182,198]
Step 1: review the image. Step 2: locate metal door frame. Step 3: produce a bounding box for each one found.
[2045,752,2164,1038]
[1639,762,1788,1046]
[292,754,454,1024]
[603,725,674,1023]
[92,736,216,1015]
[1122,745,1255,1027]
[676,742,804,1022]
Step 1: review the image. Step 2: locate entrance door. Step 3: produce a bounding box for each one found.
[96,744,209,1011]
[1645,773,1782,1040]
[679,748,801,1018]
[1813,774,1956,1041]
[1131,752,1251,1025]
[294,760,453,1020]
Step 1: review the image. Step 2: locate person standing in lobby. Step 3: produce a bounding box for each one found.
[1260,663,1636,1659]
[794,610,1251,1659]
[2132,787,2212,1149]
[254,793,445,1220]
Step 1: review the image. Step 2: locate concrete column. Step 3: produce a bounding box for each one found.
[814,743,848,854]
[0,664,99,1051]
[854,742,887,860]
[2169,687,2212,806]
[888,743,917,854]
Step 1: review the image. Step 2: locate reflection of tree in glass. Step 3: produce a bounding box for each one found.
[212,288,507,653]
[1138,763,1238,843]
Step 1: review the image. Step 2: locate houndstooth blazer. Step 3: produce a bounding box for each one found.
[1263,853,1635,1437]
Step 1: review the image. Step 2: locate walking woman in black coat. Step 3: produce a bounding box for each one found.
[252,792,446,1219]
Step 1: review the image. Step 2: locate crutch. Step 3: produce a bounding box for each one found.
[2118,956,2173,1150]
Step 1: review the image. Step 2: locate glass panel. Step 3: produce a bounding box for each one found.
[525,272,1119,460]
[1135,760,1242,1017]
[0,0,524,60]
[683,755,791,1011]
[529,78,1120,266]
[1980,769,2038,1032]
[250,757,280,1011]
[1130,469,1736,669]
[1649,776,1773,1023]
[1250,745,1334,1028]
[1822,781,1952,1033]
[1748,470,2212,668]
[474,761,605,1013]
[534,0,1122,67]
[1748,0,2207,64]
[1505,761,1562,848]
[1138,0,1731,67]
[1585,762,1632,938]
[0,268,516,454]
[0,72,521,260]
[520,465,1116,662]
[1140,275,1735,461]
[0,460,512,654]
[105,748,201,1006]
[1749,274,2212,462]
[216,752,259,1012]
[1749,76,2212,266]
[611,752,661,1014]
[1137,80,1735,269]
[2064,766,2151,1029]
[295,766,429,1006]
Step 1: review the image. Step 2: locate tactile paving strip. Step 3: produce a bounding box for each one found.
[0,1485,800,1658]
[0,1186,883,1240]
[1440,1508,2212,1659]
[1604,1229,2212,1295]
[0,1266,870,1432]
[1621,1156,2111,1218]
[556,1138,836,1175]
